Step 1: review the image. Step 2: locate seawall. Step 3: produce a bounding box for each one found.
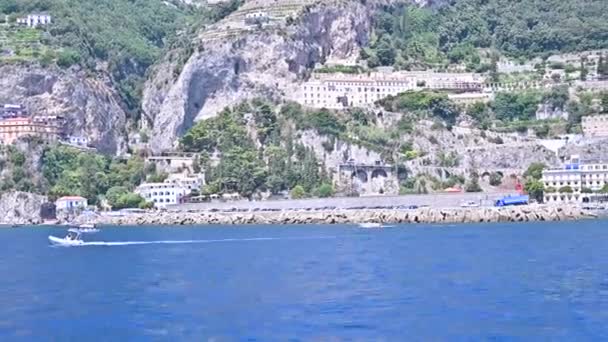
[95,205,595,226]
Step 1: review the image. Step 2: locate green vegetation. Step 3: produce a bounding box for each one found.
[465,175,482,193]
[0,0,239,116]
[524,163,546,181]
[181,100,331,198]
[366,0,608,68]
[492,91,542,121]
[525,180,544,202]
[558,186,573,194]
[41,145,151,205]
[378,91,459,125]
[290,185,306,199]
[0,143,163,207]
[489,172,503,186]
[315,65,366,74]
[523,163,546,202]
[105,186,147,210]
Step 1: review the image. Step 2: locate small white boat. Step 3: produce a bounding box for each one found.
[460,201,480,208]
[76,223,100,233]
[359,223,383,228]
[49,225,101,246]
[48,228,85,246]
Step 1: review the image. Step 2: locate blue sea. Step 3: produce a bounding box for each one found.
[1,220,608,340]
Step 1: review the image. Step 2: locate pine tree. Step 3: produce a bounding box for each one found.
[580,60,587,81]
[598,53,608,79]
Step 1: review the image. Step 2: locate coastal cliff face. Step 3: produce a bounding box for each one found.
[0,191,47,225]
[0,65,128,154]
[142,0,371,151]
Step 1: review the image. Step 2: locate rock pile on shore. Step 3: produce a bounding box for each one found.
[96,205,594,226]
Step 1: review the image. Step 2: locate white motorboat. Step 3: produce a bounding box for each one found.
[76,223,100,233]
[359,223,383,228]
[49,228,85,246]
[460,200,480,208]
[48,225,100,246]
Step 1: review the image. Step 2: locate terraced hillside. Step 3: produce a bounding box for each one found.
[201,0,317,40]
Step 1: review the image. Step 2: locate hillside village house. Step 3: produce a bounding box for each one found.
[55,196,88,212]
[582,114,608,137]
[0,115,65,145]
[146,153,198,173]
[135,182,189,208]
[16,14,52,28]
[165,172,206,191]
[542,155,608,203]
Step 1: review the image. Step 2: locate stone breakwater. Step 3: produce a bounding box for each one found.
[96,205,595,226]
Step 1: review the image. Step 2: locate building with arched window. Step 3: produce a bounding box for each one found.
[135,183,189,208]
[542,155,608,203]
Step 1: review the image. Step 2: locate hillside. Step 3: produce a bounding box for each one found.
[364,0,608,68]
[1,0,608,204]
[0,0,236,116]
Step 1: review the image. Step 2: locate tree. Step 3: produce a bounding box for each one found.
[376,37,396,66]
[314,183,334,198]
[580,61,588,81]
[598,53,608,80]
[290,185,306,199]
[105,186,129,208]
[600,184,608,193]
[525,179,544,202]
[489,172,503,186]
[524,163,546,180]
[465,177,482,192]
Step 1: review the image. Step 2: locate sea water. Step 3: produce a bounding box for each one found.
[0,221,607,340]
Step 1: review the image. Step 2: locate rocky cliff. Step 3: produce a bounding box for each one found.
[0,191,47,225]
[142,0,371,151]
[0,65,128,154]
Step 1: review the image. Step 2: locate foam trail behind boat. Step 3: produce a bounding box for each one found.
[60,236,336,247]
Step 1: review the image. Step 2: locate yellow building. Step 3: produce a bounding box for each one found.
[0,116,64,145]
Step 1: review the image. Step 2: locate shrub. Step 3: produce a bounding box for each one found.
[558,186,573,193]
[314,183,334,198]
[465,177,482,192]
[489,172,503,186]
[290,185,306,199]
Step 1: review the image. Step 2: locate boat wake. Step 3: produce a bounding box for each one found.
[51,236,337,247]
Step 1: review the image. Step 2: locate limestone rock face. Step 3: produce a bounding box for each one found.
[142,0,371,151]
[0,65,128,154]
[0,191,47,225]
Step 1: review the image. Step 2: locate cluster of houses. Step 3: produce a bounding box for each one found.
[0,104,89,147]
[133,153,207,208]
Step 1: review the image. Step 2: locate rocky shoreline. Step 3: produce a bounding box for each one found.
[94,205,596,226]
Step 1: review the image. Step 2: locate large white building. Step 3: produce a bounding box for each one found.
[542,155,608,203]
[135,183,189,208]
[294,71,484,109]
[582,114,608,138]
[165,173,206,192]
[16,14,52,28]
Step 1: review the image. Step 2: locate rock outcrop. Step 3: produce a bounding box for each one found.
[142,0,371,151]
[0,65,128,154]
[0,191,47,225]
